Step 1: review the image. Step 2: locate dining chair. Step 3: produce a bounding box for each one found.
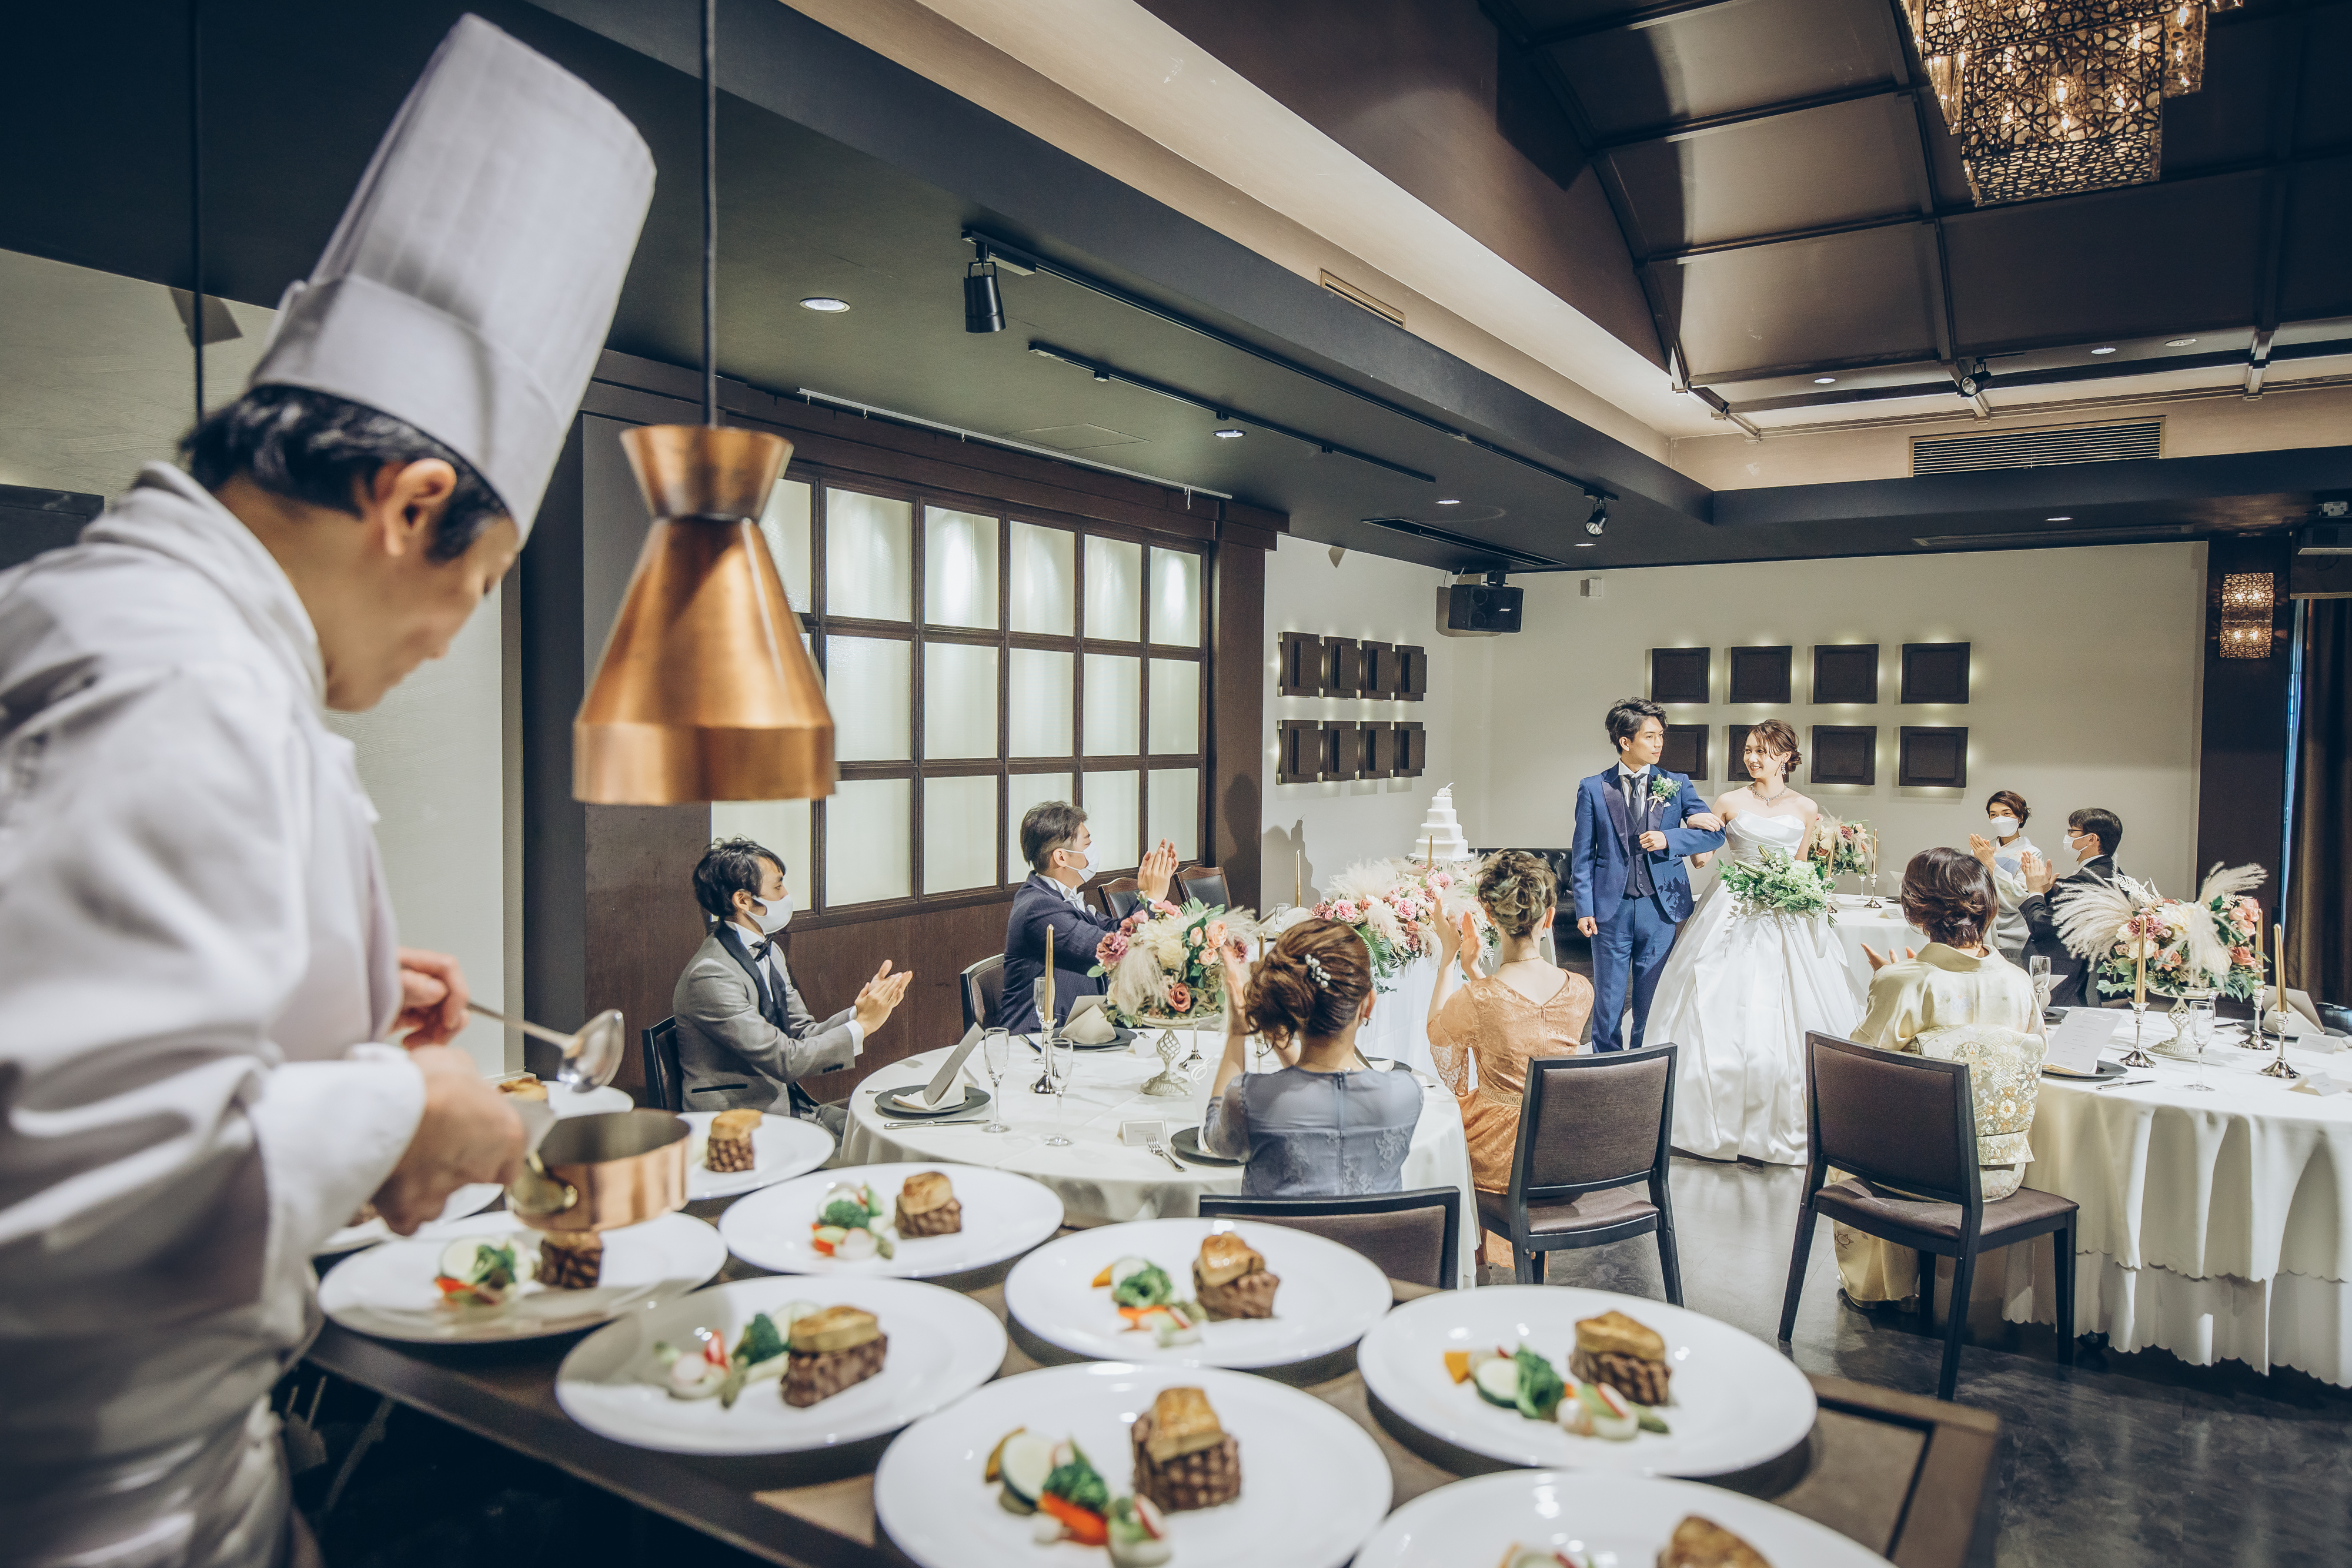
[1198,1187,1461,1291]
[640,1017,683,1112]
[1177,864,1230,908]
[960,953,1006,1033]
[1478,1046,1682,1300]
[1779,1031,2079,1401]
[1101,878,1145,920]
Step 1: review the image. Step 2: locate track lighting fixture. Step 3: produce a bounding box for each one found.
[964,258,1004,334]
[1585,497,1608,536]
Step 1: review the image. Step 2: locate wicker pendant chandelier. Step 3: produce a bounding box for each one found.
[1906,0,2240,204]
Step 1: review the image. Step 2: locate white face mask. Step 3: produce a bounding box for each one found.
[1057,845,1092,876]
[1986,815,2019,839]
[749,892,792,933]
[2070,834,2098,862]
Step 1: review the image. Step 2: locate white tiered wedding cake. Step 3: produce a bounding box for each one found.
[1415,783,1472,862]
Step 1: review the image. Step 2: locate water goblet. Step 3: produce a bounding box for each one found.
[2181,988,2219,1092]
[979,1028,1012,1132]
[1043,1030,1077,1147]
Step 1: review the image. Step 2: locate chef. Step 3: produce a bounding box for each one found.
[0,18,653,1568]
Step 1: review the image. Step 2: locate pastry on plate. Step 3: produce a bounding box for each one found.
[535,1229,603,1290]
[1130,1386,1241,1513]
[1192,1232,1278,1320]
[1570,1309,1671,1406]
[894,1170,963,1238]
[782,1305,888,1407]
[1658,1514,1771,1568]
[496,1074,549,1102]
[705,1108,761,1173]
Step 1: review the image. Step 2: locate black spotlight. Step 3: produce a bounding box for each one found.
[964,259,1004,334]
[1585,498,1608,536]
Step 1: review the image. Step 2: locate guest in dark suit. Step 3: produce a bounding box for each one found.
[2018,807,2124,1009]
[1569,698,1725,1052]
[1000,801,1178,1034]
[671,837,912,1132]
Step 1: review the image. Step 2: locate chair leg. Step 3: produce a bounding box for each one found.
[1777,1202,1818,1343]
[1656,1220,1684,1307]
[1916,1252,1936,1332]
[1939,1248,1977,1402]
[2053,1218,2077,1367]
[1514,1242,1536,1284]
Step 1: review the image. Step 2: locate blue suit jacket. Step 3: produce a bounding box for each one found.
[1000,874,1122,1033]
[1570,768,1725,924]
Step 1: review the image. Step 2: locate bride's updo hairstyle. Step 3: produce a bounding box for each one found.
[1900,847,1998,950]
[1742,717,1802,776]
[1476,850,1556,938]
[1243,918,1373,1048]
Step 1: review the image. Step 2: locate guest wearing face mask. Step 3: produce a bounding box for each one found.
[1967,790,2041,962]
[1000,801,1178,1034]
[2017,808,2125,1009]
[673,836,912,1132]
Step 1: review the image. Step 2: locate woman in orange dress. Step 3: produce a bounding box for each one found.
[1426,851,1593,1209]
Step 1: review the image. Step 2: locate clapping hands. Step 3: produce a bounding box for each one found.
[2022,850,2057,894]
[852,960,915,1034]
[1967,833,1997,869]
[1138,839,1181,901]
[1861,942,1919,972]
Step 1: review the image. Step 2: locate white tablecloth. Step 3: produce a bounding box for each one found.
[1359,953,1441,1079]
[1829,895,1925,998]
[1959,1021,2352,1383]
[841,1032,1480,1288]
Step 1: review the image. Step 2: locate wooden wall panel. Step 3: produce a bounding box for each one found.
[583,804,711,1096]
[2197,536,2293,936]
[781,894,1017,1101]
[1211,539,1266,911]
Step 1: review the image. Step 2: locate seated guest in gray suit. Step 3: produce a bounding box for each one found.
[673,837,913,1132]
[1000,801,1178,1034]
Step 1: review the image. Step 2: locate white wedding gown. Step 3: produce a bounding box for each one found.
[1651,813,1865,1164]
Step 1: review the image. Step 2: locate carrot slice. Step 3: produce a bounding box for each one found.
[1039,1492,1107,1546]
[1091,1264,1114,1288]
[1443,1349,1472,1384]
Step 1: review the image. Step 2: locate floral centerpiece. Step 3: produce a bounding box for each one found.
[1808,814,1877,879]
[1307,858,1492,990]
[2058,864,2267,1001]
[1088,899,1254,1025]
[1720,848,1836,921]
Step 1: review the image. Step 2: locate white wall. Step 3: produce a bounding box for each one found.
[1261,536,1495,903]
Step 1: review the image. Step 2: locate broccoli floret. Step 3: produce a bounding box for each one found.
[1110,1263,1174,1308]
[733,1312,786,1367]
[820,1198,872,1229]
[1043,1452,1110,1513]
[1513,1345,1565,1422]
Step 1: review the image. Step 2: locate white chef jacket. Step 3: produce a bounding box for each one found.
[0,463,430,1568]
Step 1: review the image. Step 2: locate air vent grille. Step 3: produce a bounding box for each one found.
[1912,419,2161,474]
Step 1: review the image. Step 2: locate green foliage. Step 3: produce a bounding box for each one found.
[1721,848,1835,921]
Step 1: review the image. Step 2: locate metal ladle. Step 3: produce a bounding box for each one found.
[466,1002,628,1089]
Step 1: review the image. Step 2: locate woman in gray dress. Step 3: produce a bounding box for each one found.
[1202,919,1424,1195]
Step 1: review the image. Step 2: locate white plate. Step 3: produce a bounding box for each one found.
[875,1362,1390,1568]
[1004,1216,1391,1370]
[552,1084,636,1117]
[720,1163,1063,1278]
[1355,1470,1892,1567]
[319,1211,725,1343]
[680,1111,837,1201]
[1356,1285,1816,1476]
[316,1183,502,1255]
[555,1276,1006,1455]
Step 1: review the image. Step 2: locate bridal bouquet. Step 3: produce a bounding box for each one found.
[1808,815,1877,878]
[2058,863,2267,1001]
[1089,899,1257,1024]
[1311,858,1491,990]
[1720,848,1836,921]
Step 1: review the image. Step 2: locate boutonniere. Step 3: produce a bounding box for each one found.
[1647,774,1679,806]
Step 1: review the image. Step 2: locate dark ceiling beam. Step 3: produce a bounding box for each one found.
[1659,210,1930,263]
[1722,335,2352,414]
[1590,82,1908,151]
[1524,0,1743,46]
[2250,9,2309,346]
[1871,0,1960,366]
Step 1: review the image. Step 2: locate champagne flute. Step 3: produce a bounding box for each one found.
[1030,978,1057,1093]
[2028,954,2053,1015]
[1043,1028,1077,1148]
[979,1028,1011,1133]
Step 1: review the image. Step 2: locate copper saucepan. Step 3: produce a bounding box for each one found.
[512,1109,689,1232]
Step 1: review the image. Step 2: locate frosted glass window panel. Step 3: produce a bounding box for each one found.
[1007,648,1074,757]
[1007,771,1074,884]
[1149,548,1201,647]
[1147,768,1198,862]
[924,643,999,760]
[1147,658,1201,755]
[757,478,813,614]
[1084,536,1142,642]
[1083,770,1140,870]
[825,779,912,906]
[924,507,998,628]
[924,774,998,894]
[710,798,811,910]
[825,636,911,760]
[1083,653,1140,757]
[1010,521,1074,636]
[826,489,913,621]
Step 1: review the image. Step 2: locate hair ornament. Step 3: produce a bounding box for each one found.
[1303,953,1333,990]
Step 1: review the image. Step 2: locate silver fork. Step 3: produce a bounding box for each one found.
[1144,1135,1186,1172]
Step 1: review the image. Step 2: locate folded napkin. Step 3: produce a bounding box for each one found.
[1063,999,1118,1045]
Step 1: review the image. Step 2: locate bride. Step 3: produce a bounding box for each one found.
[1651,719,1863,1164]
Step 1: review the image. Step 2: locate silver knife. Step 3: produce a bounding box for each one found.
[2096,1078,2155,1091]
[882,1115,991,1129]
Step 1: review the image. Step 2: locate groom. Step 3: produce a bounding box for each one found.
[1571,698,1725,1052]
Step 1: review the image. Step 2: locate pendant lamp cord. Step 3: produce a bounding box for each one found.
[701,0,717,427]
[188,0,205,425]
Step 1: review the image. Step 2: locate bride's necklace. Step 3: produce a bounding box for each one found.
[1752,780,1790,804]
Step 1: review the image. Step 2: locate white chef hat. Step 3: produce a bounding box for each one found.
[248,14,654,539]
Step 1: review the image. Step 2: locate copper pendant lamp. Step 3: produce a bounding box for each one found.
[572,0,834,805]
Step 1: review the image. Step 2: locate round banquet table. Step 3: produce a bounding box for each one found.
[1356,952,1443,1080]
[840,1031,1481,1289]
[1828,894,1925,997]
[1959,1019,2352,1384]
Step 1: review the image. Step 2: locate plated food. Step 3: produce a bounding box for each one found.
[496,1073,551,1101]
[1192,1233,1277,1320]
[1357,1286,1816,1476]
[679,1109,834,1201]
[653,1300,890,1410]
[897,1169,963,1236]
[706,1108,761,1172]
[720,1163,1064,1278]
[981,1385,1238,1564]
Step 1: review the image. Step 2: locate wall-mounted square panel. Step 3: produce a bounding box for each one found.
[1322,637,1364,699]
[1899,727,1969,788]
[1901,643,1971,704]
[1275,719,1319,784]
[1393,721,1428,777]
[1363,723,1399,778]
[1277,631,1320,698]
[1728,646,1793,704]
[1810,725,1877,787]
[1725,724,1753,782]
[1661,723,1709,781]
[1394,644,1428,702]
[1358,640,1396,700]
[1651,647,1712,704]
[1813,644,1880,704]
[1318,720,1357,782]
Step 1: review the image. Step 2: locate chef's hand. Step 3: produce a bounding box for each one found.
[375,1045,523,1233]
[1687,813,1725,833]
[395,947,469,1045]
[1578,915,1599,938]
[2022,851,2057,894]
[1967,834,1996,869]
[1138,841,1181,902]
[853,961,914,1034]
[1638,829,1669,852]
[1862,942,1919,972]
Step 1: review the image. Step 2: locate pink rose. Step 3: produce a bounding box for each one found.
[1205,921,1226,947]
[1333,899,1359,922]
[1433,872,1452,888]
[1155,900,1180,916]
[1185,927,1204,947]
[1167,980,1192,1012]
[1095,932,1129,966]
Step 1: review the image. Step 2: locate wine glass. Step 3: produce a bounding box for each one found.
[2028,955,2053,1015]
[978,1028,1011,1133]
[1043,1029,1077,1148]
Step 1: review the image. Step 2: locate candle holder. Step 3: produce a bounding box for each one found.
[2258,1013,2302,1080]
[2117,1001,2157,1069]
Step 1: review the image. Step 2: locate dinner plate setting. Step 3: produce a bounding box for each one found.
[680,1110,838,1201]
[1354,1469,1893,1567]
[1356,1285,1817,1476]
[874,1362,1391,1568]
[315,1182,502,1255]
[874,1084,990,1118]
[318,1211,726,1343]
[1004,1216,1392,1370]
[719,1163,1064,1278]
[555,1275,1007,1455]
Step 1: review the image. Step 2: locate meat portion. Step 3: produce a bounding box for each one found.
[896,1196,963,1236]
[1571,1347,1671,1407]
[782,1333,889,1407]
[1193,1264,1279,1321]
[706,1110,761,1173]
[1130,1413,1241,1512]
[535,1232,603,1290]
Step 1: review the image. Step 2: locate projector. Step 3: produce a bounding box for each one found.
[1444,580,1522,634]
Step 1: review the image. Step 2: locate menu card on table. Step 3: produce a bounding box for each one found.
[2043,1010,2114,1076]
[923,1025,983,1105]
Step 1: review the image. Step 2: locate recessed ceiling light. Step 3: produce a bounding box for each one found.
[1575,541,1597,548]
[800,296,850,312]
[1213,427,1244,439]
[2165,337,2197,347]
[2090,346,2116,355]
[1436,497,1460,505]
[1813,376,1836,385]
[2046,515,2073,522]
